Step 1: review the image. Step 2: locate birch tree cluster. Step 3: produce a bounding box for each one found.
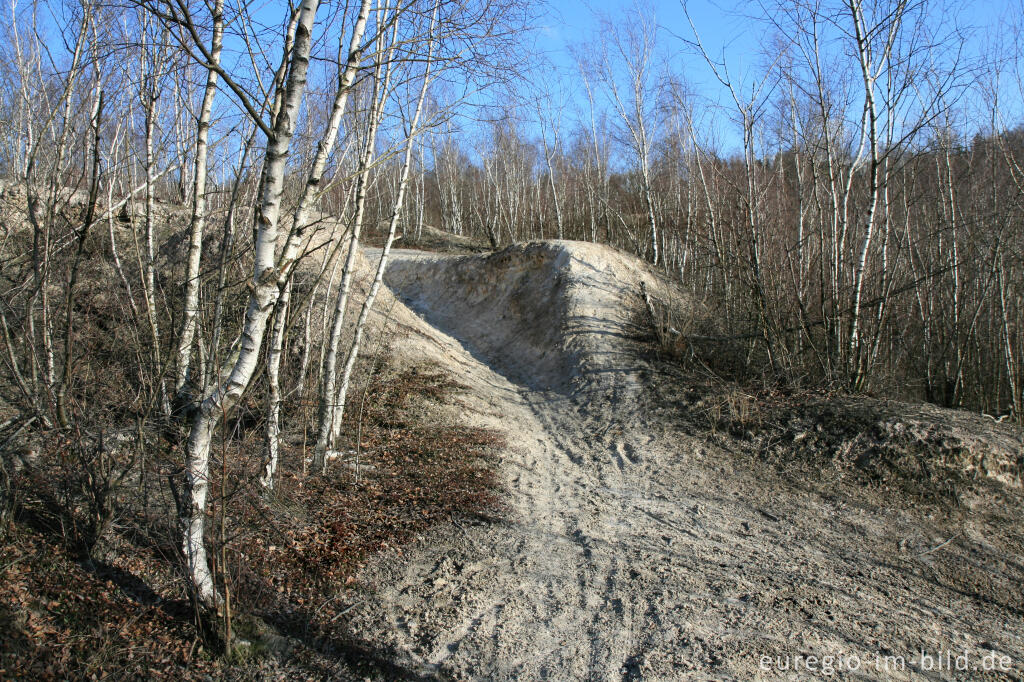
[0,0,523,605]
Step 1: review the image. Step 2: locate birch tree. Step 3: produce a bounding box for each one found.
[328,1,440,460]
[262,0,374,489]
[136,15,174,415]
[174,0,224,400]
[593,4,662,264]
[314,9,397,469]
[535,83,567,239]
[178,0,321,606]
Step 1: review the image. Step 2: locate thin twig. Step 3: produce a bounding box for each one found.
[919,532,961,556]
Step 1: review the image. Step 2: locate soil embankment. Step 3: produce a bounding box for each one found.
[341,241,1024,680]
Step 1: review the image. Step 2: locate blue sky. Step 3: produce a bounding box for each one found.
[525,0,1023,154]
[539,0,1017,80]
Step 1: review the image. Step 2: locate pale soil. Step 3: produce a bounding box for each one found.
[339,241,1024,681]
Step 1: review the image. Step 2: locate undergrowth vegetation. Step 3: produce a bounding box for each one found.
[0,362,503,679]
[638,286,1024,504]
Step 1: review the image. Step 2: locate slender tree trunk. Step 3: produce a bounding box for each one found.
[329,6,437,451]
[138,22,172,416]
[55,83,104,428]
[314,11,396,467]
[314,131,382,466]
[261,280,290,489]
[847,0,883,389]
[182,0,320,606]
[175,0,225,398]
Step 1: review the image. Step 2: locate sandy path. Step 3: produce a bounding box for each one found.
[344,242,1024,681]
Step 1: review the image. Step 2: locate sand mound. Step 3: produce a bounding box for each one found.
[381,240,677,393]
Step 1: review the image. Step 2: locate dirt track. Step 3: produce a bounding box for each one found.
[343,241,1024,681]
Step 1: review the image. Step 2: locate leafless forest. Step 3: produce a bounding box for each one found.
[1,0,1023,676]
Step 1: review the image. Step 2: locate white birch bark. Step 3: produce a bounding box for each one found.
[538,107,564,239]
[296,287,315,394]
[175,0,225,397]
[204,126,258,392]
[261,279,290,489]
[329,6,438,454]
[313,139,381,467]
[275,0,373,286]
[414,144,426,240]
[139,22,172,416]
[182,0,320,606]
[258,0,373,485]
[597,11,659,264]
[847,0,889,387]
[314,14,395,468]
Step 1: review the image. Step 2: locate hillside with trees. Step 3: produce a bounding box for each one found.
[0,0,1022,678]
